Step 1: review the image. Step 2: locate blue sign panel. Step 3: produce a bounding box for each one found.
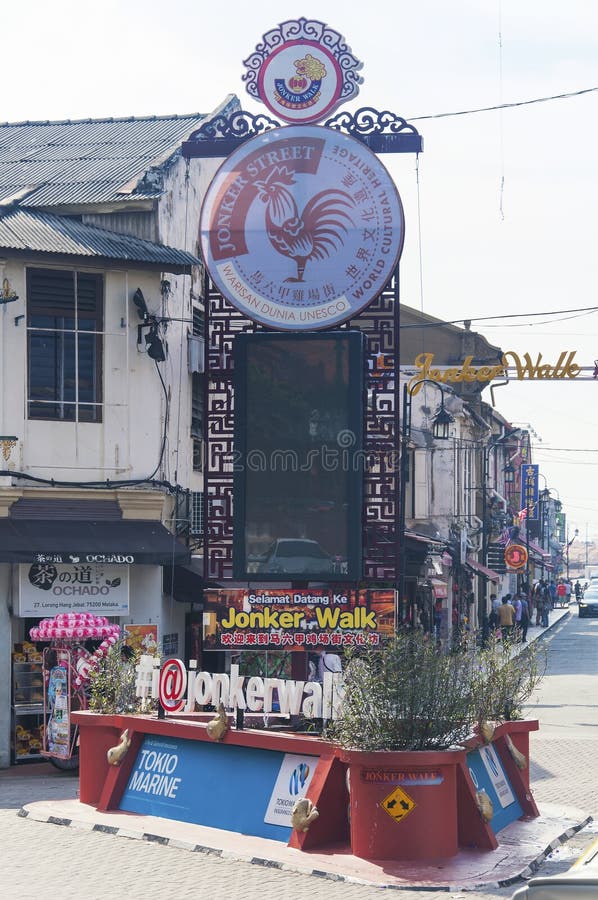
[521,464,539,521]
[467,745,523,834]
[119,735,318,842]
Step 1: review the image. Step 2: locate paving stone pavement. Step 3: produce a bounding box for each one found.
[2,607,597,900]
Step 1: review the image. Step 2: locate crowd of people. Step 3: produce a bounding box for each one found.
[488,577,582,643]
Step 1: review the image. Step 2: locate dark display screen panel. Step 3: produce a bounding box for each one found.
[234,331,364,581]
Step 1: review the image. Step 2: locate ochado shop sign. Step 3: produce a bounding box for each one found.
[135,656,344,720]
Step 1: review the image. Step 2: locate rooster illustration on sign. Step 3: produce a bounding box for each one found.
[254,166,355,282]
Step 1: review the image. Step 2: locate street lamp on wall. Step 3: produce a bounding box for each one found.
[398,380,453,628]
[566,527,579,579]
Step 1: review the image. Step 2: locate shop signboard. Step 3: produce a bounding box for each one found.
[466,744,522,834]
[123,624,158,657]
[242,18,363,125]
[202,587,395,650]
[504,544,528,570]
[199,125,404,331]
[18,563,129,617]
[521,463,539,521]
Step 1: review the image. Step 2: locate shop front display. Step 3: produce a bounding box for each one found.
[11,642,44,763]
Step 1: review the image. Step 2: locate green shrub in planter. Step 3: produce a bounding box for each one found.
[88,639,157,715]
[325,630,546,751]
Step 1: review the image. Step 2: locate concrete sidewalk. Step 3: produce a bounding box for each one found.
[13,608,578,893]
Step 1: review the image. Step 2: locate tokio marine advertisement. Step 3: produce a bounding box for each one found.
[202,587,396,650]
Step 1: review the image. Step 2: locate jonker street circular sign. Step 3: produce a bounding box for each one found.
[199,125,405,331]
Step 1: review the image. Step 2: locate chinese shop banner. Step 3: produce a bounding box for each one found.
[202,588,396,650]
[18,563,129,617]
[124,624,159,657]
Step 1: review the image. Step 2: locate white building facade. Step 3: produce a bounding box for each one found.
[0,99,235,766]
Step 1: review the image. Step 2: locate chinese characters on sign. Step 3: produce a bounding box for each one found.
[521,464,539,521]
[199,126,404,331]
[18,563,130,616]
[202,588,396,650]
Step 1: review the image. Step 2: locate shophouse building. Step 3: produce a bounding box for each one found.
[0,97,237,766]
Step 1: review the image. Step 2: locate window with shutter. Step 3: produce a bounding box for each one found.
[191,372,204,438]
[27,268,103,422]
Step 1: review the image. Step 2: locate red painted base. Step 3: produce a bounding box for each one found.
[72,711,538,862]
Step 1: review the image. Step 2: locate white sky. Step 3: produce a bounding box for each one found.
[4,0,598,545]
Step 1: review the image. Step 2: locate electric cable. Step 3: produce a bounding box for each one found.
[408,85,598,122]
[399,304,598,328]
[147,356,170,482]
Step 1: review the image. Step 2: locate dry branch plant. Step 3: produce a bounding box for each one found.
[325,631,546,751]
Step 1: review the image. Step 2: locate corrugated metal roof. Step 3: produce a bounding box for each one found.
[0,207,200,270]
[0,114,206,208]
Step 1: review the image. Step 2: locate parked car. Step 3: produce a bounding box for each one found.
[511,834,598,897]
[256,538,335,575]
[578,586,598,618]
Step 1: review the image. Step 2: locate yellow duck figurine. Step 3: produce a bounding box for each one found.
[206,702,229,741]
[291,798,319,832]
[505,734,527,770]
[479,721,495,744]
[106,729,131,766]
[476,789,494,823]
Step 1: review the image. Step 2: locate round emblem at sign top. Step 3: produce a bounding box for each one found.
[257,40,345,125]
[200,125,405,331]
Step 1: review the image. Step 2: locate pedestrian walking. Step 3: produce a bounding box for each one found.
[497,594,516,642]
[520,594,530,642]
[564,580,572,606]
[556,580,567,607]
[541,592,550,628]
[488,593,500,629]
[574,580,582,602]
[513,592,523,641]
[534,581,547,625]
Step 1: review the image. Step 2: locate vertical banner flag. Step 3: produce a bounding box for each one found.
[521,464,539,521]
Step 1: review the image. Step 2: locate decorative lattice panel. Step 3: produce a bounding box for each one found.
[203,271,400,583]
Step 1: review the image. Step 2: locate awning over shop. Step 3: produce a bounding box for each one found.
[466,557,501,583]
[430,578,448,599]
[527,540,550,562]
[0,519,190,565]
[163,557,206,604]
[403,532,447,579]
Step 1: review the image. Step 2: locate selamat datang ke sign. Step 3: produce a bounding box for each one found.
[201,587,396,650]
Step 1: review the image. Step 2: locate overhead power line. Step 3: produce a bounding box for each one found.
[400,304,598,329]
[409,85,598,121]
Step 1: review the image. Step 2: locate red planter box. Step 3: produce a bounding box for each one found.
[72,711,538,862]
[341,748,463,860]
